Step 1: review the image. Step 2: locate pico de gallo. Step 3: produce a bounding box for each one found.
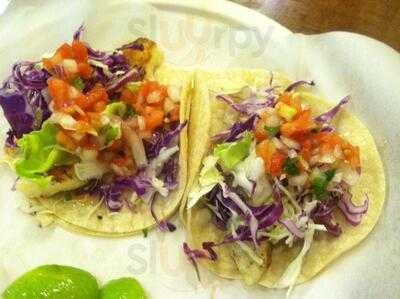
[0,26,185,231]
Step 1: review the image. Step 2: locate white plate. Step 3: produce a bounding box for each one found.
[0,1,399,298]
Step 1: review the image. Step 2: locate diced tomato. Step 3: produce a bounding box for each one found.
[343,145,361,169]
[56,130,77,151]
[254,128,267,142]
[121,88,136,103]
[269,151,286,176]
[86,83,108,109]
[79,134,99,150]
[73,93,88,110]
[281,110,316,138]
[139,81,167,107]
[77,62,93,79]
[108,139,123,151]
[47,78,70,109]
[313,131,361,169]
[143,106,164,130]
[72,40,88,62]
[93,101,107,112]
[299,138,313,161]
[76,121,93,134]
[112,156,130,167]
[43,52,63,70]
[279,92,302,113]
[169,104,180,122]
[256,139,285,176]
[86,112,103,129]
[58,43,74,59]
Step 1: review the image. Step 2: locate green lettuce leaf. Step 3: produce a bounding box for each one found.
[14,122,74,185]
[214,132,252,169]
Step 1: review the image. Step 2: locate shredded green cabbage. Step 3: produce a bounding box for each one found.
[187,155,223,209]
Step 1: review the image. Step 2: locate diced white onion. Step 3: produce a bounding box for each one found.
[163,97,175,113]
[122,124,148,167]
[264,113,281,127]
[342,166,360,186]
[74,161,107,180]
[332,171,343,183]
[280,136,300,150]
[167,85,181,103]
[318,152,336,164]
[333,144,343,159]
[298,156,309,171]
[309,155,320,165]
[147,90,162,104]
[288,173,308,187]
[88,59,113,77]
[81,149,98,161]
[68,86,80,99]
[272,137,285,150]
[137,116,146,131]
[62,59,78,73]
[288,149,297,159]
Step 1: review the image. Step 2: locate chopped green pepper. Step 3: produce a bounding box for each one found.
[324,169,336,181]
[64,192,72,202]
[311,169,336,199]
[264,126,280,137]
[125,105,136,118]
[284,157,299,176]
[126,81,141,92]
[72,77,85,91]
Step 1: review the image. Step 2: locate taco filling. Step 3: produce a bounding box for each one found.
[0,26,188,235]
[183,71,384,290]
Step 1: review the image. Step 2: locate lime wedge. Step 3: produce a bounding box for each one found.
[100,277,146,299]
[2,264,99,299]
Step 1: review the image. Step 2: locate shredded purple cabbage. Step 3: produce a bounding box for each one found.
[105,67,144,94]
[216,94,276,115]
[5,130,17,147]
[0,62,51,144]
[279,219,305,239]
[338,193,369,226]
[213,114,258,142]
[311,182,369,235]
[150,194,176,232]
[285,80,315,92]
[315,95,350,123]
[183,242,215,281]
[73,24,85,40]
[118,41,145,51]
[160,153,179,190]
[73,25,144,94]
[205,182,283,247]
[145,121,187,159]
[99,175,151,211]
[311,199,342,236]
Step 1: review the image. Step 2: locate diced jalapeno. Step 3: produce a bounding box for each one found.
[284,157,299,176]
[264,126,280,137]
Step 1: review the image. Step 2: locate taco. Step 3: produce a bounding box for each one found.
[0,26,191,236]
[182,69,385,290]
